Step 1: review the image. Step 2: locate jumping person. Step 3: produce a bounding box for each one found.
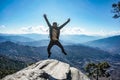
[43,14,70,58]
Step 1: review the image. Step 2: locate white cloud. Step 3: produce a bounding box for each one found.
[20,26,49,34]
[18,26,86,35]
[3,26,85,35]
[99,30,120,36]
[1,25,120,36]
[4,26,49,34]
[61,27,85,35]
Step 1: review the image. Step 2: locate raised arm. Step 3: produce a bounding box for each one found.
[59,18,70,29]
[43,14,51,27]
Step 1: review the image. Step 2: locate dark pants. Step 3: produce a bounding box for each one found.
[47,40,66,55]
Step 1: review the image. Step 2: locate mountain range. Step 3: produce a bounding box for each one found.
[0,54,27,78]
[0,33,101,44]
[0,34,34,42]
[85,35,120,54]
[0,33,120,80]
[0,41,119,68]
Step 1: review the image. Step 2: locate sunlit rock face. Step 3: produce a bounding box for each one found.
[2,59,90,80]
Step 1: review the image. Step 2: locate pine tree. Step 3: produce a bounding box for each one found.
[85,62,110,80]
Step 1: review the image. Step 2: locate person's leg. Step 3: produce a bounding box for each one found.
[47,41,54,58]
[55,41,67,55]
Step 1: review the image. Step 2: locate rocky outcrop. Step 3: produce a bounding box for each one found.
[2,59,90,80]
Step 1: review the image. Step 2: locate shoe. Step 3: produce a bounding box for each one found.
[48,53,51,58]
[63,52,67,55]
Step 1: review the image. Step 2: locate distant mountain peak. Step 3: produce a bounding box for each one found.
[85,35,120,54]
[2,59,90,80]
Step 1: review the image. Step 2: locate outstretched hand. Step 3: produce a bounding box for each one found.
[43,14,47,18]
[68,18,70,22]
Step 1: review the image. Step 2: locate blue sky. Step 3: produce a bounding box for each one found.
[0,0,120,36]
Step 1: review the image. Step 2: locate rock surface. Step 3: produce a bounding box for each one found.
[2,59,90,80]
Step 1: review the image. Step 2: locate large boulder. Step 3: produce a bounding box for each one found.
[2,59,90,80]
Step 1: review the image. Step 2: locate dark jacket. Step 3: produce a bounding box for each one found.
[44,16,70,40]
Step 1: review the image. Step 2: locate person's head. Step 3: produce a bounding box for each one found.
[53,22,57,27]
